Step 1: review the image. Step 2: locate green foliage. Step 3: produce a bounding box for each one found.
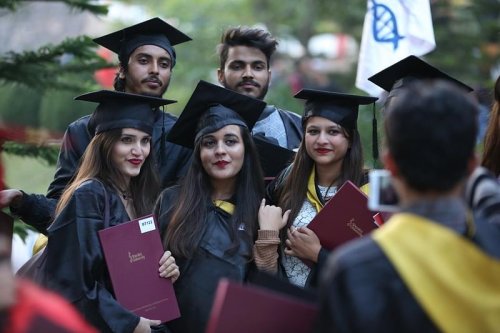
[0,0,107,13]
[0,36,111,91]
[0,84,42,127]
[13,220,36,242]
[0,0,110,240]
[0,0,18,10]
[3,142,59,166]
[39,88,95,132]
[60,0,108,14]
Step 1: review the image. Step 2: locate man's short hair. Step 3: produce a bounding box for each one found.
[384,80,478,192]
[217,26,278,69]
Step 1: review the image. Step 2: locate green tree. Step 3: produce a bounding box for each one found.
[0,0,110,239]
[0,0,110,151]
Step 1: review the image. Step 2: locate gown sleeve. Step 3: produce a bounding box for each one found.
[254,169,291,273]
[45,181,140,333]
[9,118,90,233]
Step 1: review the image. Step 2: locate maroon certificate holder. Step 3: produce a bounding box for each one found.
[98,214,180,322]
[307,181,380,251]
[206,278,318,333]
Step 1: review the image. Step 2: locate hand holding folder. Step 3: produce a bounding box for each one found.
[307,181,380,251]
[98,214,180,323]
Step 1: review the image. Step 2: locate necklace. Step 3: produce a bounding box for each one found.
[317,174,339,203]
[121,191,132,200]
[318,184,337,202]
[115,186,132,201]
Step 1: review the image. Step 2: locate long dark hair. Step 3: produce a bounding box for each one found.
[276,119,365,239]
[482,75,500,176]
[164,126,264,258]
[56,129,160,217]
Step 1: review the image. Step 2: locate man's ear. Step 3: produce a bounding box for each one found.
[118,66,126,79]
[382,149,399,177]
[217,68,224,85]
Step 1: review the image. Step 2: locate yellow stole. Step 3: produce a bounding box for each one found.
[373,213,500,333]
[359,183,369,196]
[306,168,370,212]
[213,200,235,215]
[33,234,48,254]
[306,168,323,213]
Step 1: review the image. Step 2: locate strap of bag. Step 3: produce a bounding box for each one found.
[92,178,110,229]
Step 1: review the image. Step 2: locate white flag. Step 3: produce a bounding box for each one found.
[355,0,436,96]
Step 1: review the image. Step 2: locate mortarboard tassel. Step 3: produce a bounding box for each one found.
[160,105,165,170]
[372,102,379,167]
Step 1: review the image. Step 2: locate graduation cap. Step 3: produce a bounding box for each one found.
[294,89,378,131]
[75,90,176,135]
[253,136,295,181]
[167,80,267,149]
[93,17,192,68]
[368,55,473,93]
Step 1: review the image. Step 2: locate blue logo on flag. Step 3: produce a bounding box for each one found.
[371,0,404,50]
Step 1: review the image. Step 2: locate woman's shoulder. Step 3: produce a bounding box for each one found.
[155,185,181,211]
[265,164,294,202]
[74,179,109,195]
[159,184,181,198]
[270,164,294,190]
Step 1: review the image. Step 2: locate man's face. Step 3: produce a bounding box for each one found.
[218,46,271,100]
[122,45,172,97]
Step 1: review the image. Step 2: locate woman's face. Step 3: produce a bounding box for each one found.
[112,128,151,180]
[304,116,350,167]
[200,125,245,182]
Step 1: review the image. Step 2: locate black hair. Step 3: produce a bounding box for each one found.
[217,26,278,69]
[385,80,478,192]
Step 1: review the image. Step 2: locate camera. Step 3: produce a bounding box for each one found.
[368,169,399,212]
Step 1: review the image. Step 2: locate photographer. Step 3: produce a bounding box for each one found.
[317,80,500,333]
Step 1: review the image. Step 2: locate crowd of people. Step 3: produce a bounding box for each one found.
[1,16,499,333]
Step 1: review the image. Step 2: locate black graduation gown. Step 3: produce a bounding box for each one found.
[43,180,140,333]
[316,200,500,333]
[155,186,253,333]
[11,111,192,233]
[257,105,302,150]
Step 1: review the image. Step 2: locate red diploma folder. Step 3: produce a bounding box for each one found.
[307,181,379,250]
[98,214,180,322]
[205,278,318,333]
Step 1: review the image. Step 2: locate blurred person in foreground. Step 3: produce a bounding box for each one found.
[0,223,97,333]
[317,80,500,333]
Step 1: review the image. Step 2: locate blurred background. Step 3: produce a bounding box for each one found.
[0,0,498,198]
